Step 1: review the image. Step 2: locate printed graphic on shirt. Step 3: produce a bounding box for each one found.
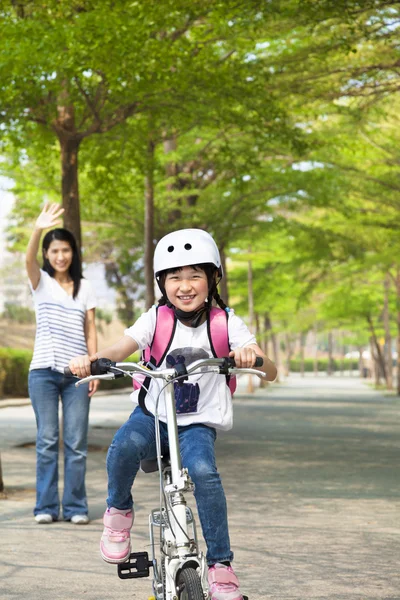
[166,347,209,414]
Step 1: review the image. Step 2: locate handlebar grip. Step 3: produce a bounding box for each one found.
[91,358,116,375]
[226,356,264,368]
[64,358,116,378]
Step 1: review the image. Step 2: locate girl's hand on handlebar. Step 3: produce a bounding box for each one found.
[68,353,98,379]
[229,347,258,369]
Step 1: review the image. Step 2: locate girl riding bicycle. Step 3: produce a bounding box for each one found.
[69,229,277,600]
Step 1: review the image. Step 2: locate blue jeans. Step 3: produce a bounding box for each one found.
[106,406,233,565]
[28,368,90,520]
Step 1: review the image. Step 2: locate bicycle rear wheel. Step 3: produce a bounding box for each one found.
[177,567,204,600]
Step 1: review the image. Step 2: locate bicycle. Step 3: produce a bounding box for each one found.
[65,355,265,600]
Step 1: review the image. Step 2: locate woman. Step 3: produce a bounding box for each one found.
[26,203,99,524]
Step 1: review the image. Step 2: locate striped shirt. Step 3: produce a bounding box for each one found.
[29,270,96,373]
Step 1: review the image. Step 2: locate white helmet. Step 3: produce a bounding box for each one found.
[154,229,222,277]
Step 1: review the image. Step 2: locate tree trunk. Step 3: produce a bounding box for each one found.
[59,136,82,249]
[0,453,4,493]
[300,332,306,377]
[313,322,318,376]
[340,332,345,377]
[247,250,255,393]
[285,332,292,377]
[327,331,334,376]
[397,307,400,394]
[255,313,260,341]
[163,134,181,223]
[259,314,268,355]
[247,258,254,332]
[220,248,229,305]
[263,315,268,356]
[265,314,280,383]
[395,268,400,394]
[358,346,365,378]
[370,338,380,386]
[118,289,135,327]
[383,273,393,390]
[256,314,268,388]
[367,315,387,386]
[55,87,82,249]
[144,137,156,309]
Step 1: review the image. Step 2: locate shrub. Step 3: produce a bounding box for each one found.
[2,303,35,324]
[289,358,359,372]
[0,349,140,398]
[0,348,32,398]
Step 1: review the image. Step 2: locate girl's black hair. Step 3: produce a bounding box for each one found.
[42,228,82,299]
[157,263,228,311]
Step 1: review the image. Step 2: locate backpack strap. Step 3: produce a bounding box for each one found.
[138,305,177,415]
[207,307,237,394]
[146,305,176,367]
[208,307,230,358]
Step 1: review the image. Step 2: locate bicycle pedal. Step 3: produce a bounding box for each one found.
[117,551,153,579]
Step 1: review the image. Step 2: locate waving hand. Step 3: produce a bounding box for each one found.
[35,203,65,230]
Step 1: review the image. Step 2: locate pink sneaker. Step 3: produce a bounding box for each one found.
[100,507,134,564]
[208,563,243,600]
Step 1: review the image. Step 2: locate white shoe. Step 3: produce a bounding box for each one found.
[71,514,90,525]
[35,514,53,524]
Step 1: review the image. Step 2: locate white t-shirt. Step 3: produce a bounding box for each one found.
[124,306,256,430]
[30,270,97,373]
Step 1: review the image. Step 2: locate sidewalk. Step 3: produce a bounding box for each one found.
[1,375,400,599]
[0,385,133,409]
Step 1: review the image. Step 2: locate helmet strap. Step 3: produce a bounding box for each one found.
[173,304,209,328]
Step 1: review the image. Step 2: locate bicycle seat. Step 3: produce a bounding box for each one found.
[140,455,170,474]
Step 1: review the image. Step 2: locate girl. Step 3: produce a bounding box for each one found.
[26,203,98,525]
[69,229,276,600]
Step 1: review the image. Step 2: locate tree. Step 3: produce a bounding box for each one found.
[2,0,283,245]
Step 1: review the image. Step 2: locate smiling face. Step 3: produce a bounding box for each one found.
[164,265,209,312]
[44,239,73,274]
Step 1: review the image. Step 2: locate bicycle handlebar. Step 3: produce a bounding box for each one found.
[64,356,265,384]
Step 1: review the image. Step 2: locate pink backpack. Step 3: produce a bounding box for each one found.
[134,306,236,413]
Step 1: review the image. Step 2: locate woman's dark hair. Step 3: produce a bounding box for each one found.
[157,263,228,311]
[42,228,82,299]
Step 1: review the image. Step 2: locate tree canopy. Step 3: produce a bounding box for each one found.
[2,0,400,388]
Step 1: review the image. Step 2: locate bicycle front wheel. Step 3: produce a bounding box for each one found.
[177,567,204,600]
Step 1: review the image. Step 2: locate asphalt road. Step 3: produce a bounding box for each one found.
[1,375,399,600]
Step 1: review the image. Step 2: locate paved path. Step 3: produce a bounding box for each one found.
[1,375,400,599]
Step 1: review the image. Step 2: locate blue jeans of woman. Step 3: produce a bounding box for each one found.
[28,368,90,520]
[106,406,233,565]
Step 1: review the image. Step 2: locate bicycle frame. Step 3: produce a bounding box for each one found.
[74,358,265,600]
[149,371,208,599]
